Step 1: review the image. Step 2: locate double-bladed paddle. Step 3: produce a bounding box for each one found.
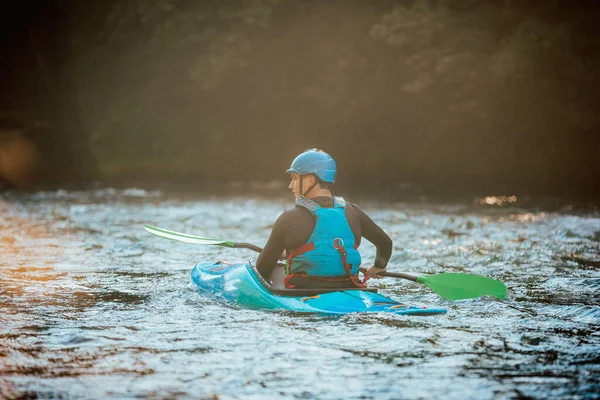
[144,224,507,300]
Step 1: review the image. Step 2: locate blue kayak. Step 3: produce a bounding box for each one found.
[191,261,447,316]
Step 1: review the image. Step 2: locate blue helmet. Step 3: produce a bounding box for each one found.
[286,149,336,183]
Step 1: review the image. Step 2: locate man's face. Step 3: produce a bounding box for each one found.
[288,173,315,199]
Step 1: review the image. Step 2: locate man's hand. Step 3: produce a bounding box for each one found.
[363,264,386,280]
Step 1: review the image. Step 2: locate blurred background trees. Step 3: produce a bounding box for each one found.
[2,0,599,196]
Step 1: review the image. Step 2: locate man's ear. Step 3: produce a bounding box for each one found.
[304,174,316,187]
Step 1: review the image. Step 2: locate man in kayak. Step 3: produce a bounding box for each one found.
[256,149,392,289]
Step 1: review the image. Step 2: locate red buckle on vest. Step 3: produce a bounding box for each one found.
[333,238,344,249]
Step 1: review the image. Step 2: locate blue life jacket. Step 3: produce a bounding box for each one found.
[285,196,362,280]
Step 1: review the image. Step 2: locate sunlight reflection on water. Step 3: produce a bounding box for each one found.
[0,188,599,399]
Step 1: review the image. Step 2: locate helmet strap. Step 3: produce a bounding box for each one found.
[301,175,319,197]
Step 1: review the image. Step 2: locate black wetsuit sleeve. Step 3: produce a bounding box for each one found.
[255,212,288,278]
[352,204,392,268]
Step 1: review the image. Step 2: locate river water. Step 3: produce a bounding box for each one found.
[1,187,599,399]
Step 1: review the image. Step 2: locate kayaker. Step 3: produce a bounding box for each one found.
[256,149,392,289]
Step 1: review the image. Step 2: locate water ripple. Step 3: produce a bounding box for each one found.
[0,189,599,399]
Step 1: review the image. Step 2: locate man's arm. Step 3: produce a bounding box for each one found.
[255,213,288,278]
[352,204,392,277]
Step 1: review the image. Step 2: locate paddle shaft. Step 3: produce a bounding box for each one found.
[358,267,417,282]
[235,243,264,253]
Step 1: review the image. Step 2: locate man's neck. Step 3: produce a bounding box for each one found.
[305,188,332,199]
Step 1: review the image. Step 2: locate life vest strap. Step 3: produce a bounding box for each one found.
[285,242,315,276]
[333,196,346,208]
[295,196,321,213]
[334,238,367,288]
[285,239,364,288]
[288,242,315,259]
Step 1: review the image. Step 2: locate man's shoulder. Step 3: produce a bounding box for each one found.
[272,206,314,232]
[345,200,362,212]
[278,205,311,220]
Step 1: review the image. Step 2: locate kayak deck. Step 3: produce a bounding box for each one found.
[191,262,447,316]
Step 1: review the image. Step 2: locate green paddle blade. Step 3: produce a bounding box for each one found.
[144,225,236,248]
[416,273,507,300]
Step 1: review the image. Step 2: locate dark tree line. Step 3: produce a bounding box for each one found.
[2,0,599,196]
